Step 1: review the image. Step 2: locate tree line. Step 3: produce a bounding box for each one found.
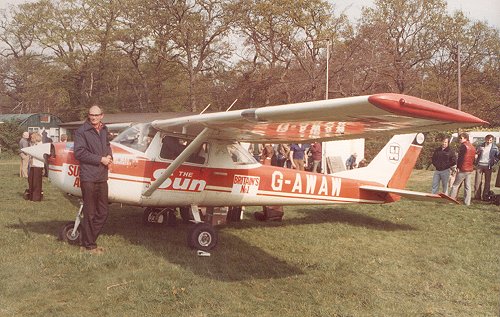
[0,0,498,125]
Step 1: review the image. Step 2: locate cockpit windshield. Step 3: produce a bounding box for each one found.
[227,143,258,164]
[112,123,157,152]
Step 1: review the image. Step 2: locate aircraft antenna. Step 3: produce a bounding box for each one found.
[225,99,238,112]
[199,104,211,114]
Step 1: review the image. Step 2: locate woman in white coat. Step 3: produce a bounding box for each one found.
[28,132,44,201]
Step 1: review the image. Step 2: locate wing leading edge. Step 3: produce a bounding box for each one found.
[152,93,488,143]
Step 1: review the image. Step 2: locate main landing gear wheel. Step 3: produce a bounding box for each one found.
[58,221,82,245]
[143,207,177,227]
[187,223,218,251]
[179,206,193,223]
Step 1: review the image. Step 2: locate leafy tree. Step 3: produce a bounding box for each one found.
[429,12,500,124]
[0,121,24,154]
[355,0,447,94]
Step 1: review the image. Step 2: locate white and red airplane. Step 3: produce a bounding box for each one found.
[23,93,487,251]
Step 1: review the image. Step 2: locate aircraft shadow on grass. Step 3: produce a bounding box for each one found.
[7,202,415,282]
[7,206,304,282]
[231,207,416,232]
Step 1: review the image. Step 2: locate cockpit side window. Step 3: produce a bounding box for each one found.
[159,135,208,164]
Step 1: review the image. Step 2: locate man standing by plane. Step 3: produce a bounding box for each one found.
[431,136,456,195]
[473,134,499,200]
[74,105,113,254]
[19,131,30,178]
[450,133,475,206]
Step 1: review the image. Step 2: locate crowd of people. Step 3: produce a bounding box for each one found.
[431,133,499,206]
[248,141,362,173]
[249,142,323,172]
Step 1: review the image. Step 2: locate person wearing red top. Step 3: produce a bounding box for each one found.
[450,132,476,205]
[309,142,322,173]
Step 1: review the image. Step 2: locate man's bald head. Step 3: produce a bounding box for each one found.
[89,105,103,115]
[88,105,104,127]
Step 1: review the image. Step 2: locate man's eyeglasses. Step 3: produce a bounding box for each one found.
[88,113,102,117]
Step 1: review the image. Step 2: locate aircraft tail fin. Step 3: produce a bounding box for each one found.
[332,133,424,189]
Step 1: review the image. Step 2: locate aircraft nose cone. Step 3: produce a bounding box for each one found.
[21,143,51,162]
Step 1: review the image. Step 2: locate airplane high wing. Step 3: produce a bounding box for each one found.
[22,93,488,252]
[151,93,487,142]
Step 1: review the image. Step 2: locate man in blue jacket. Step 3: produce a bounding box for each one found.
[74,105,113,254]
[473,134,499,201]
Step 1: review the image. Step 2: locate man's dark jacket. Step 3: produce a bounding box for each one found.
[431,146,456,171]
[74,120,112,182]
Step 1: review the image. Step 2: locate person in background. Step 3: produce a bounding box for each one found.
[473,134,499,200]
[357,159,368,168]
[60,134,68,142]
[290,143,309,171]
[346,153,357,170]
[431,136,456,195]
[74,105,113,254]
[309,141,322,173]
[261,143,274,165]
[40,130,53,177]
[450,132,476,206]
[27,132,44,201]
[41,130,53,143]
[275,144,290,167]
[496,162,500,188]
[249,143,263,162]
[19,131,30,178]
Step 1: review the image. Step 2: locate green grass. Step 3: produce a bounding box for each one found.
[0,159,499,316]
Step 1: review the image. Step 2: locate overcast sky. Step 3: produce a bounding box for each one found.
[333,0,499,28]
[0,0,499,28]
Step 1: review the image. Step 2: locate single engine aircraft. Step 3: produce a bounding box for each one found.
[23,93,487,251]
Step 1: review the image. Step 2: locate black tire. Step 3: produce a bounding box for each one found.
[144,207,177,226]
[166,209,177,227]
[59,222,82,245]
[227,207,242,222]
[179,206,193,223]
[142,207,157,226]
[254,211,266,221]
[187,223,218,251]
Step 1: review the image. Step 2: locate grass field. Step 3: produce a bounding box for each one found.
[0,159,499,316]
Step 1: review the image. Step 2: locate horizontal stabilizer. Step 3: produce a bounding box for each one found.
[360,185,459,204]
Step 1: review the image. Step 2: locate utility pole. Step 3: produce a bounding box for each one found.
[457,44,462,111]
[323,39,331,175]
[325,39,330,100]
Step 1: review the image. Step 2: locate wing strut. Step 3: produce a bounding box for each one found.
[142,128,212,197]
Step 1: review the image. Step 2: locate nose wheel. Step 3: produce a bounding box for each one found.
[59,221,82,245]
[58,203,83,245]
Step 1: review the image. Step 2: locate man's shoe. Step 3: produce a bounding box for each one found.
[88,248,104,255]
[80,246,104,255]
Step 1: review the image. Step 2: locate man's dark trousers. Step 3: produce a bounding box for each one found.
[81,181,109,249]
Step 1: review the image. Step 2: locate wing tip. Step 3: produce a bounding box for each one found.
[368,93,489,125]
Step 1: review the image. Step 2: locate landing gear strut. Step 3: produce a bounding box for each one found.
[186,205,218,251]
[58,202,83,245]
